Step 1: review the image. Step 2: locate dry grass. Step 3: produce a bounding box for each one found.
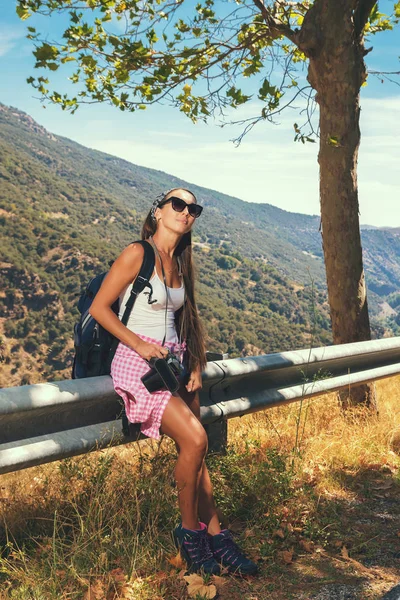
[231,375,400,474]
[1,377,400,599]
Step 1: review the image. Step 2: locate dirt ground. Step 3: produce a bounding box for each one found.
[207,467,400,600]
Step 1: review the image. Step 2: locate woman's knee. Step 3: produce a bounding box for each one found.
[181,425,208,460]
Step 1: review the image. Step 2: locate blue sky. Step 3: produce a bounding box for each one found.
[0,1,399,226]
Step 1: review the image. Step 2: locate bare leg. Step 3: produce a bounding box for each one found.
[167,389,259,575]
[160,394,208,530]
[198,465,221,535]
[177,388,221,535]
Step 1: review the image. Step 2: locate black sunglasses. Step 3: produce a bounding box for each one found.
[160,196,203,218]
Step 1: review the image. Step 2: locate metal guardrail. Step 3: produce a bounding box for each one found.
[1,337,400,475]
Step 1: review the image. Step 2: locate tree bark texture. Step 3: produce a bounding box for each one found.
[299,0,377,408]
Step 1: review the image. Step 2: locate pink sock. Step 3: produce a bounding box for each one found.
[184,522,207,532]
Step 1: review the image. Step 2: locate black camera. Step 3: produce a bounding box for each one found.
[141,352,187,394]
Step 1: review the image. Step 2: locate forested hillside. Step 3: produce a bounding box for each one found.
[0,103,398,387]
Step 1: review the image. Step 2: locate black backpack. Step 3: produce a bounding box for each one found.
[72,240,155,380]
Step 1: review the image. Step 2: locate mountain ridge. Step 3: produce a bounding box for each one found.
[1,102,399,387]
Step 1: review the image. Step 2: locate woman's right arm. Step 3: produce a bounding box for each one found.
[89,243,168,361]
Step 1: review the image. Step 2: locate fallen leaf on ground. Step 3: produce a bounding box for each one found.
[84,579,106,600]
[115,582,135,600]
[184,574,217,599]
[212,575,228,589]
[168,551,186,569]
[273,528,285,539]
[299,539,314,553]
[56,570,66,578]
[109,568,127,585]
[278,549,294,564]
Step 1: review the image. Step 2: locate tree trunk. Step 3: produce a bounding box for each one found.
[302,0,377,408]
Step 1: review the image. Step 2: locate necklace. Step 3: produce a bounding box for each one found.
[164,263,177,274]
[150,237,178,275]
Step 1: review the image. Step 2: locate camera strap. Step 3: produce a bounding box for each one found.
[149,239,169,347]
[150,237,185,359]
[159,258,168,348]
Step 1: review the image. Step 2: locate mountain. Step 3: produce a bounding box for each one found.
[0,103,398,387]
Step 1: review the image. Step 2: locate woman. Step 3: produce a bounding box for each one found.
[90,188,257,576]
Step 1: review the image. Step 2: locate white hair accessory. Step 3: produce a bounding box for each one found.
[150,190,175,221]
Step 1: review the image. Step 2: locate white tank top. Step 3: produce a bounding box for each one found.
[119,270,185,344]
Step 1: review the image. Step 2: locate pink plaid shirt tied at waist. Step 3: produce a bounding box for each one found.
[111,334,186,440]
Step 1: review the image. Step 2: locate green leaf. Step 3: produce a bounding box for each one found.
[226,86,251,106]
[369,4,380,22]
[16,5,31,20]
[109,35,121,47]
[258,78,278,101]
[366,5,393,33]
[146,29,158,44]
[33,44,60,63]
[327,135,341,147]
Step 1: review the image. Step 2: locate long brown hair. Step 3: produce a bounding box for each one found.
[141,189,207,372]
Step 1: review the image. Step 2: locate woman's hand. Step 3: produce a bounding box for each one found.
[186,368,202,393]
[135,340,169,361]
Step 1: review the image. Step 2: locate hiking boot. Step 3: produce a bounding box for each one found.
[209,529,259,575]
[173,523,221,575]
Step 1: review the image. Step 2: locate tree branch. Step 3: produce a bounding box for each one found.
[368,70,400,87]
[354,0,378,36]
[252,0,299,45]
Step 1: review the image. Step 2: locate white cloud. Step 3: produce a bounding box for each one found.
[357,96,400,226]
[147,130,193,139]
[84,93,399,226]
[35,90,399,227]
[0,28,25,57]
[85,134,320,214]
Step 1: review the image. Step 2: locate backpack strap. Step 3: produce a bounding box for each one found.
[120,240,155,326]
[106,240,155,371]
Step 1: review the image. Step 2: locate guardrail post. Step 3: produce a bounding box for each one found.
[203,352,229,454]
[204,421,228,454]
